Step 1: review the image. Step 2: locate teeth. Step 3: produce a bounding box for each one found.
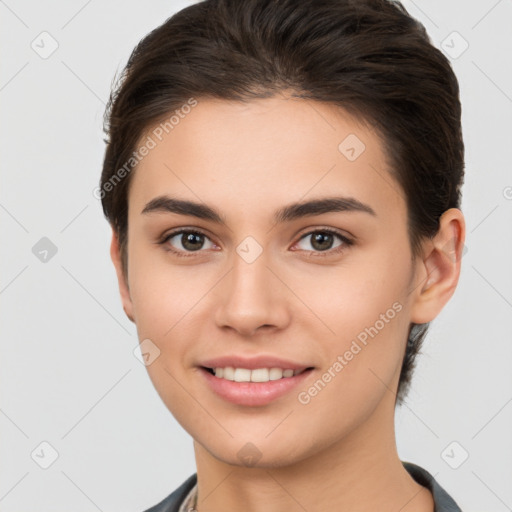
[251,368,269,382]
[269,368,283,380]
[234,368,251,382]
[223,367,235,380]
[212,367,303,382]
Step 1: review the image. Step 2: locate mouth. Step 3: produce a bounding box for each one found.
[199,365,315,406]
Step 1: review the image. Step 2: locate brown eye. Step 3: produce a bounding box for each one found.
[310,232,335,251]
[163,230,215,253]
[296,230,348,253]
[180,232,205,251]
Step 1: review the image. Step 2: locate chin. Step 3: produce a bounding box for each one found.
[197,434,317,470]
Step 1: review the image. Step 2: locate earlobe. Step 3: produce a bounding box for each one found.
[109,228,135,323]
[410,208,466,324]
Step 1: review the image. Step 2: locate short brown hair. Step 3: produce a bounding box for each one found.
[99,0,465,406]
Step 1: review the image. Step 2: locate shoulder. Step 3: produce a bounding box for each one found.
[142,473,198,512]
[402,461,463,511]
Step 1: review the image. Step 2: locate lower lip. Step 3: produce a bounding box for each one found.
[199,367,314,407]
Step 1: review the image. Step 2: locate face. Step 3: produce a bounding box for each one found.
[113,94,433,467]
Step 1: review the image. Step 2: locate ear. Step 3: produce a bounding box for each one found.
[110,227,135,323]
[410,208,466,324]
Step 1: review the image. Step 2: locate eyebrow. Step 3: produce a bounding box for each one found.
[141,195,376,224]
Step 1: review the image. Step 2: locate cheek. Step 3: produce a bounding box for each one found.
[288,263,408,446]
[286,249,410,396]
[287,248,410,339]
[127,240,205,330]
[127,253,208,416]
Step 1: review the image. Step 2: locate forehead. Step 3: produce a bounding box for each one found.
[128,95,405,224]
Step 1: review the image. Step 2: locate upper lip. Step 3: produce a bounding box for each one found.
[200,355,313,371]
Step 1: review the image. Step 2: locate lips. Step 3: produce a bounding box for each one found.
[197,354,315,406]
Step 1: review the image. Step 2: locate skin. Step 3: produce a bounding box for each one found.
[110,92,465,512]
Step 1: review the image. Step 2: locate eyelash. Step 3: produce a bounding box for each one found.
[158,227,354,259]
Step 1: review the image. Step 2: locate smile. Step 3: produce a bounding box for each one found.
[200,366,315,406]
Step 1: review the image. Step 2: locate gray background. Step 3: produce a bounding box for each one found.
[1,0,511,510]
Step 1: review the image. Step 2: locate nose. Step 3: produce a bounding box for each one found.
[213,248,291,337]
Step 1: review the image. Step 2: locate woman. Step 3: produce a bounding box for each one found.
[99,0,465,510]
